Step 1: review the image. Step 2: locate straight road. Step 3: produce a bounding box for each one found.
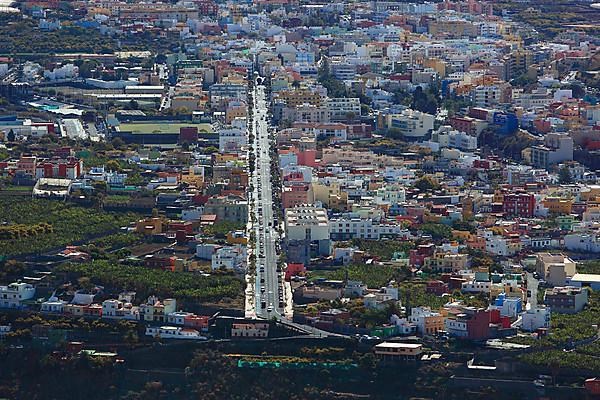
[248,76,287,320]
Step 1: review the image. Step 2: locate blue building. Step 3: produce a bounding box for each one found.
[493,112,518,135]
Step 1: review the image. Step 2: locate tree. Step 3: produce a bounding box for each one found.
[418,223,453,240]
[125,172,144,186]
[6,129,15,142]
[558,166,572,184]
[110,137,126,150]
[411,86,438,115]
[202,146,218,155]
[77,60,98,79]
[317,57,347,98]
[105,160,121,172]
[413,175,440,192]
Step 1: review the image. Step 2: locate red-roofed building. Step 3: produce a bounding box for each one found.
[285,263,306,280]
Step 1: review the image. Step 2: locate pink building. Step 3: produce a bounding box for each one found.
[297,149,317,168]
[282,183,313,209]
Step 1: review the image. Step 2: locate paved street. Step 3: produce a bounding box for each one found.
[246,76,289,320]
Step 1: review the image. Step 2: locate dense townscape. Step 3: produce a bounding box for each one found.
[0,0,599,398]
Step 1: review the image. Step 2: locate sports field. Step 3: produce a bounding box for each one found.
[119,122,213,134]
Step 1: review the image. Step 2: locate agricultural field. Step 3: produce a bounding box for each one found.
[0,199,139,257]
[58,260,245,306]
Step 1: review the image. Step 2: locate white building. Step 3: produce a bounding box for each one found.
[521,307,551,332]
[530,133,574,169]
[327,98,361,122]
[145,326,206,340]
[431,126,478,151]
[461,280,491,294]
[409,307,444,336]
[390,314,418,335]
[41,297,67,313]
[329,215,408,240]
[564,233,600,253]
[388,109,434,138]
[285,205,330,241]
[219,128,247,153]
[84,166,128,185]
[473,85,502,108]
[166,311,193,325]
[0,282,36,309]
[0,325,10,338]
[182,207,204,221]
[101,299,139,320]
[330,62,357,80]
[211,245,247,271]
[484,230,521,256]
[374,184,406,206]
[374,342,423,361]
[44,64,78,80]
[445,316,468,338]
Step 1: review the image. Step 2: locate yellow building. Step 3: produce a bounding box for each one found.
[461,196,474,219]
[424,253,469,273]
[428,20,477,38]
[580,185,600,202]
[180,167,204,188]
[276,89,323,108]
[423,58,447,78]
[214,153,240,163]
[543,196,573,215]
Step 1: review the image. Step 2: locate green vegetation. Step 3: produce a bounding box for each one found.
[202,221,245,239]
[77,152,130,170]
[479,129,534,160]
[0,199,139,257]
[413,175,441,192]
[545,292,600,345]
[0,222,53,239]
[317,58,348,98]
[411,85,439,115]
[0,260,26,282]
[88,232,142,250]
[350,239,414,261]
[576,341,600,357]
[578,260,600,275]
[399,282,448,310]
[309,264,408,288]
[0,16,117,54]
[57,260,244,304]
[0,185,33,192]
[103,194,134,204]
[519,350,600,373]
[1,312,139,339]
[417,223,453,240]
[509,290,594,340]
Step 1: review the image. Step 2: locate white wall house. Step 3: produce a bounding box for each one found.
[0,283,36,309]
